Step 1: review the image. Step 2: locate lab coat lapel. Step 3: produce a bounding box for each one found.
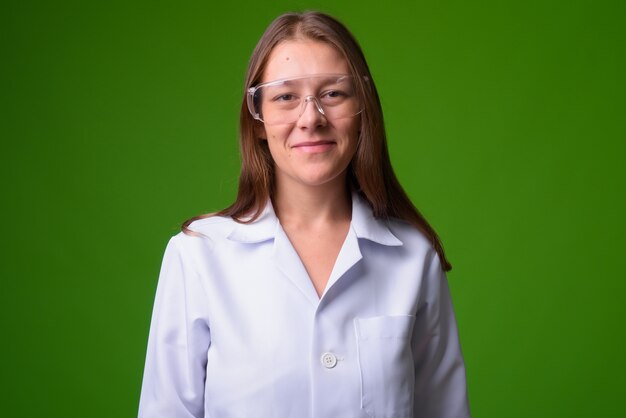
[323,224,362,295]
[323,194,403,296]
[228,201,319,305]
[273,224,320,306]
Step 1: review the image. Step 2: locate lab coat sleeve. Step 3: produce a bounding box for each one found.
[412,250,471,418]
[138,236,211,418]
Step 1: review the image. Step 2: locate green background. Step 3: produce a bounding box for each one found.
[2,0,624,416]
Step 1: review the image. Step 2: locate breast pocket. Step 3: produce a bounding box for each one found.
[354,315,416,418]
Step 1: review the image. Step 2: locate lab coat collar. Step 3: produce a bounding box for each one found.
[350,193,403,247]
[226,202,279,244]
[227,193,403,247]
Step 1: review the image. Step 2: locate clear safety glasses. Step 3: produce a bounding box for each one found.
[247,74,363,125]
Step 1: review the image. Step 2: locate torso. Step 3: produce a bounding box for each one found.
[145,196,459,418]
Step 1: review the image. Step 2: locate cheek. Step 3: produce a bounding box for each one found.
[340,120,360,149]
[265,127,294,161]
[265,125,293,144]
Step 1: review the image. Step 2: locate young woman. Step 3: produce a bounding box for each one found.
[139,11,470,418]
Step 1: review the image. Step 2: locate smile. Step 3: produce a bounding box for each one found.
[292,140,336,153]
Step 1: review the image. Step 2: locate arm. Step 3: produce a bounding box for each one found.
[138,236,211,418]
[412,251,471,418]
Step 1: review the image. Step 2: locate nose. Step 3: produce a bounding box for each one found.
[297,95,327,128]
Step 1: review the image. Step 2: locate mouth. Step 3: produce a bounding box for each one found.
[292,140,336,153]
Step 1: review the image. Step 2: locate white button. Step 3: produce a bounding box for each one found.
[320,352,337,369]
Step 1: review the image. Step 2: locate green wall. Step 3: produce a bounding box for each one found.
[2,0,624,416]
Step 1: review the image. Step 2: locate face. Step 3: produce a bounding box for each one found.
[258,40,360,191]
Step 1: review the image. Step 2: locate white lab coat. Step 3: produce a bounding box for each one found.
[138,194,470,418]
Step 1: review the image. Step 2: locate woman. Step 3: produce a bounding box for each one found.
[139,11,470,418]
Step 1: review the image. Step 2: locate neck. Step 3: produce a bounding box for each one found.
[272,174,352,228]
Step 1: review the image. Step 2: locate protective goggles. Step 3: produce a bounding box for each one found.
[247,74,363,125]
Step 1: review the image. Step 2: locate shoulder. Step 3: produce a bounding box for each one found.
[386,218,438,261]
[385,220,449,307]
[186,214,237,236]
[169,215,238,252]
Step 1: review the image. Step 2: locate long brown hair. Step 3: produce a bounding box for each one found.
[182,11,451,271]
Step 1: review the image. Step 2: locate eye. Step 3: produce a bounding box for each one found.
[320,89,349,104]
[324,90,347,98]
[273,93,297,102]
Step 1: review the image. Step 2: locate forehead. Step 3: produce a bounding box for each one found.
[262,40,350,83]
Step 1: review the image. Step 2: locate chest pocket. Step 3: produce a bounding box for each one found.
[354,315,416,418]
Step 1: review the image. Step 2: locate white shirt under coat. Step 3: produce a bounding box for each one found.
[138,194,471,418]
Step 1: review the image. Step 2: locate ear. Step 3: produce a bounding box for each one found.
[254,122,267,140]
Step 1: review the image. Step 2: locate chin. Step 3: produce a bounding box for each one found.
[296,170,345,187]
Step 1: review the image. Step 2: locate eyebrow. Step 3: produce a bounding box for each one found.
[266,77,347,89]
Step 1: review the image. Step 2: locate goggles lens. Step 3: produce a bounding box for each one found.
[248,74,362,125]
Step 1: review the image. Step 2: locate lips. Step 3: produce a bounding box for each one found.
[292,140,336,153]
[293,140,336,148]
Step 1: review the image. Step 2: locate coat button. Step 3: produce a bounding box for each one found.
[320,352,337,369]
